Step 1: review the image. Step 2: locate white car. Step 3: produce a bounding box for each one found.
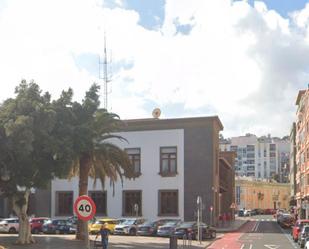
[113,218,145,235]
[0,218,19,233]
[304,237,309,249]
[244,209,251,216]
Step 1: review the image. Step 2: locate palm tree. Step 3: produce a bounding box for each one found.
[56,84,134,240]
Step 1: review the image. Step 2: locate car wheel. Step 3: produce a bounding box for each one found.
[211,231,216,239]
[32,228,40,234]
[9,227,16,234]
[129,229,136,236]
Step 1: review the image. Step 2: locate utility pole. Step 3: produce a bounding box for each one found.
[99,32,112,110]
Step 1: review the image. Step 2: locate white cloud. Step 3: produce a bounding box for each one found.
[0,0,309,137]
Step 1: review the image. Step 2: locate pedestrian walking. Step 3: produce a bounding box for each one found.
[95,223,110,249]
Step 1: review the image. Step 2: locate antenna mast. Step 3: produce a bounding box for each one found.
[99,32,112,110]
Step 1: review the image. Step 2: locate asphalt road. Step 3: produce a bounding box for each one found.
[209,215,297,249]
[0,233,212,249]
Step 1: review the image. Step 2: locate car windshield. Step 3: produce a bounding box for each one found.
[179,222,195,228]
[164,222,178,226]
[0,220,8,224]
[44,220,52,224]
[122,220,136,225]
[141,221,154,226]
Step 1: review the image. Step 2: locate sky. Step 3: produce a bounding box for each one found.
[0,0,309,138]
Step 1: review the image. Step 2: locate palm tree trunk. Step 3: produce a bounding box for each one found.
[76,153,91,240]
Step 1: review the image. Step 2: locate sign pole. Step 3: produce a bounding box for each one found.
[85,221,90,249]
[73,195,97,249]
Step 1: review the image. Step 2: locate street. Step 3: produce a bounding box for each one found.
[0,233,212,249]
[0,216,301,249]
[210,215,296,249]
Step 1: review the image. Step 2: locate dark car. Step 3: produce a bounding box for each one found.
[42,219,72,234]
[30,217,49,234]
[238,210,244,217]
[137,221,158,236]
[174,222,216,240]
[174,222,198,239]
[157,220,182,237]
[137,219,181,236]
[277,214,294,228]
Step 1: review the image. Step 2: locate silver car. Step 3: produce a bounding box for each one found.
[114,218,145,235]
[0,218,19,233]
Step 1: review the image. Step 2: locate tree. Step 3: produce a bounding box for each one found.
[0,80,74,244]
[59,84,135,240]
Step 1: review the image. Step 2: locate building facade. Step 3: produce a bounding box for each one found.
[51,116,224,225]
[219,151,236,217]
[290,123,297,207]
[295,90,309,218]
[235,177,290,210]
[220,134,290,181]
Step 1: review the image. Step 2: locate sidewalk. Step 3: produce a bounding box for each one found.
[215,219,248,233]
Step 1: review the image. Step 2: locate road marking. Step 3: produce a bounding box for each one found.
[264,245,279,249]
[278,225,297,249]
[240,244,245,249]
[249,244,252,249]
[251,222,258,232]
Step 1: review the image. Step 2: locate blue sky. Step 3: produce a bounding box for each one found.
[1,0,309,137]
[108,0,309,30]
[246,0,308,17]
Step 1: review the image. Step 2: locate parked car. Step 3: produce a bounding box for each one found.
[114,218,145,235]
[292,220,309,242]
[299,225,309,248]
[238,210,244,217]
[137,221,158,236]
[244,209,251,217]
[42,219,72,234]
[89,218,118,234]
[304,237,309,249]
[137,219,181,236]
[30,217,49,234]
[277,214,294,228]
[0,218,19,233]
[264,209,276,215]
[157,220,182,237]
[174,222,216,240]
[174,222,200,239]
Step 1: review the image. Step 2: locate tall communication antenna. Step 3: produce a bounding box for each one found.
[99,32,112,110]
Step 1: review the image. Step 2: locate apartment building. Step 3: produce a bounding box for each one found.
[51,116,227,225]
[289,123,297,207]
[295,90,309,218]
[220,134,290,181]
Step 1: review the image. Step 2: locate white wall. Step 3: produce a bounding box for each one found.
[51,129,184,220]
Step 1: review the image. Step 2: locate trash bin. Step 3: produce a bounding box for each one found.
[169,235,178,249]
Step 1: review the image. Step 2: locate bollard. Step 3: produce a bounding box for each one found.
[170,235,178,249]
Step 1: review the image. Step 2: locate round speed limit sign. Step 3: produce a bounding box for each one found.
[74,195,96,221]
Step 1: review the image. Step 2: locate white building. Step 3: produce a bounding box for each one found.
[220,134,290,181]
[51,116,223,224]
